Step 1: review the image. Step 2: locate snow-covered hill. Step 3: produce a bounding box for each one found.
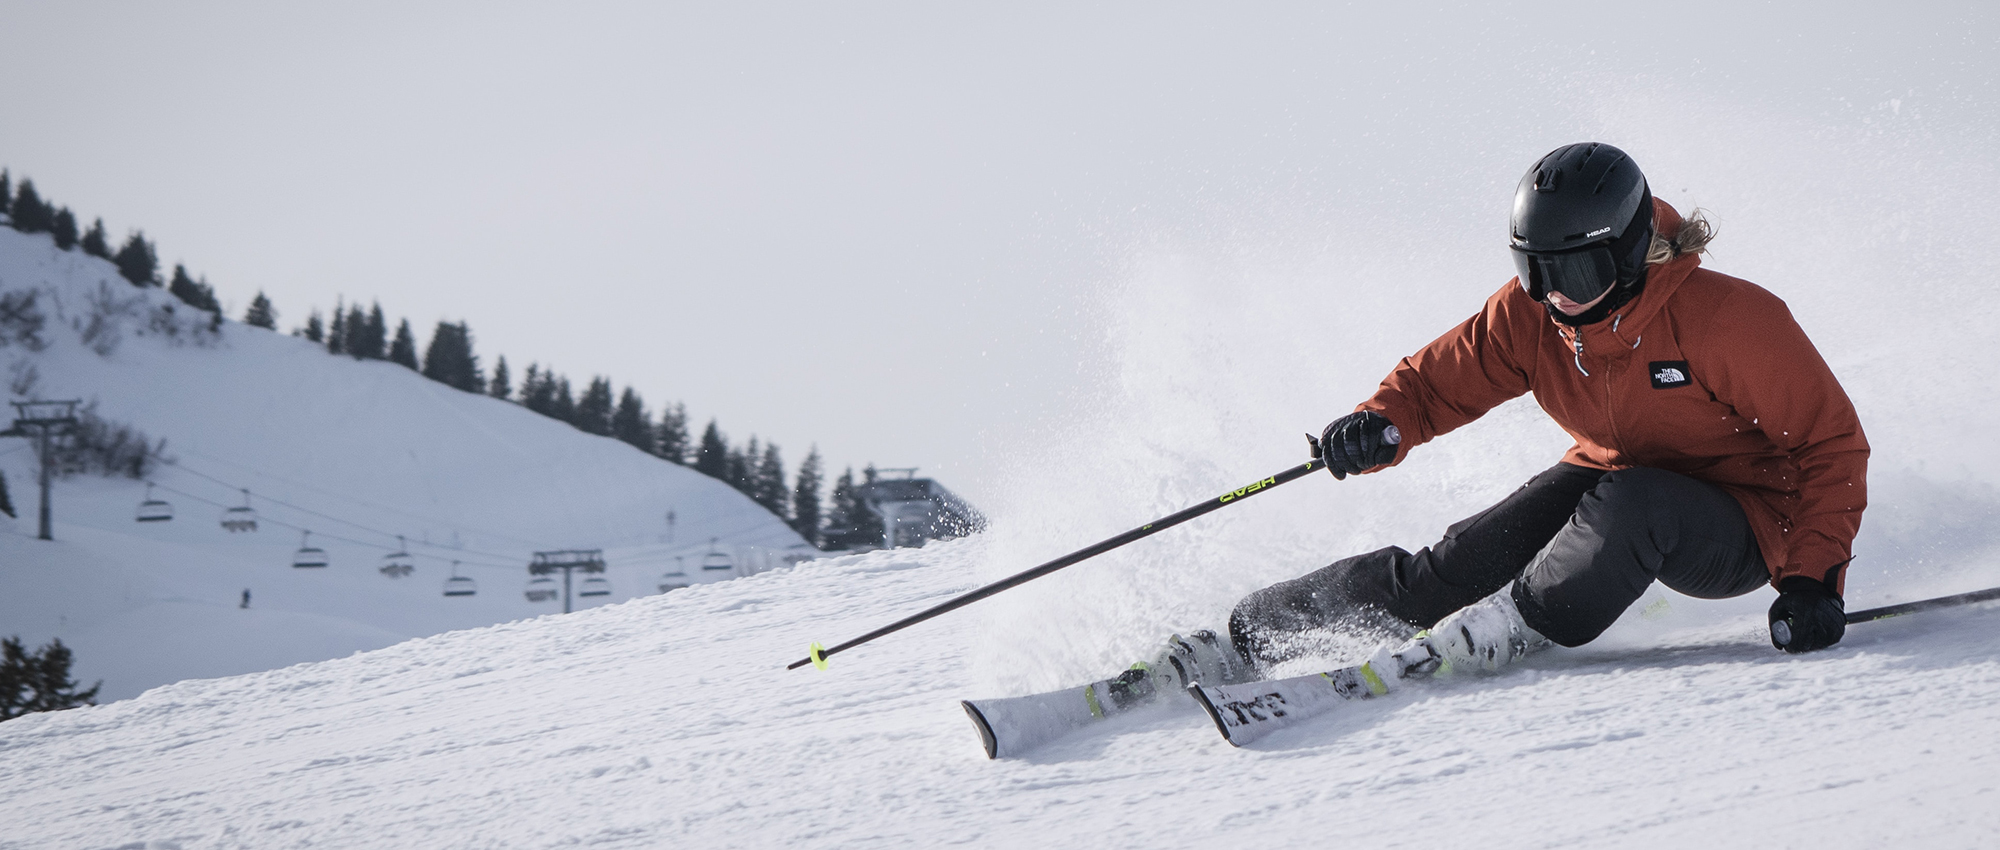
[0,226,810,700]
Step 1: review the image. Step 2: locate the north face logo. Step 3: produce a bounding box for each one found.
[1650,361,1691,389]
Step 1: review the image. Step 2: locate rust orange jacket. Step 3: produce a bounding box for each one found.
[1360,202,1868,591]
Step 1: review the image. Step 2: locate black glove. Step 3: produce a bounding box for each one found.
[1768,576,1845,654]
[1318,411,1401,480]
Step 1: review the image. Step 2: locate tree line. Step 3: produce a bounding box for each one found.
[4,168,881,550]
[4,169,223,324]
[291,298,882,548]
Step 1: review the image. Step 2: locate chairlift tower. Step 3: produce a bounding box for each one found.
[529,549,607,614]
[5,400,80,541]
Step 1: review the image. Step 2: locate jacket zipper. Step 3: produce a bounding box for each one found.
[1566,327,1590,377]
[1603,315,1628,455]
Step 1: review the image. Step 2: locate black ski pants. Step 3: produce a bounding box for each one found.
[1230,463,1770,659]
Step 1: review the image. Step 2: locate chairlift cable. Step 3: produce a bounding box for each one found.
[147,469,528,563]
[140,480,519,570]
[162,457,548,558]
[169,449,555,550]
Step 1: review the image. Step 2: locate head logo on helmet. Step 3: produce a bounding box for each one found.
[1509,142,1655,324]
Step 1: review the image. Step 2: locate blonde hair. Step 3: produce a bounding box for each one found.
[1646,206,1716,264]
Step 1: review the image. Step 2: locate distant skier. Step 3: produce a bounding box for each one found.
[1155,142,1869,688]
[241,589,251,609]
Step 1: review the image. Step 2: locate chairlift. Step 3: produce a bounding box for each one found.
[700,540,733,573]
[135,483,174,523]
[292,530,329,568]
[379,535,415,579]
[524,576,560,603]
[659,556,689,593]
[220,489,258,533]
[442,561,476,597]
[578,575,611,598]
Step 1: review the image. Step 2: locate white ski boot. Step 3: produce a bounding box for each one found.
[1138,630,1250,691]
[1424,586,1551,676]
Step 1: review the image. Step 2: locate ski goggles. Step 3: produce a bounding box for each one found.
[1511,243,1617,305]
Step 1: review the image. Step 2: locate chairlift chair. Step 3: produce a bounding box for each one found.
[578,576,611,598]
[292,531,329,568]
[659,556,689,593]
[220,489,258,533]
[135,483,173,523]
[442,561,476,597]
[524,576,560,603]
[379,536,415,579]
[700,541,733,573]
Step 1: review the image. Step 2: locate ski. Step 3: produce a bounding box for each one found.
[961,666,1163,759]
[1187,640,1441,747]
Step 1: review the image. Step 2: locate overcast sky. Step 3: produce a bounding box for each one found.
[2,3,1993,507]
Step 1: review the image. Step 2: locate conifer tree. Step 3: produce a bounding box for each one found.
[488,356,511,401]
[50,208,77,250]
[113,231,158,286]
[389,319,419,368]
[7,180,51,233]
[0,469,14,519]
[299,309,325,342]
[168,264,221,313]
[360,303,388,359]
[341,305,367,357]
[244,292,278,330]
[824,468,872,548]
[522,364,555,414]
[0,170,10,215]
[421,321,482,391]
[654,402,690,465]
[611,386,650,450]
[790,447,823,545]
[327,299,347,354]
[79,218,110,259]
[826,467,854,524]
[550,376,575,423]
[0,636,101,720]
[728,439,755,495]
[694,420,729,480]
[753,442,788,519]
[573,377,614,436]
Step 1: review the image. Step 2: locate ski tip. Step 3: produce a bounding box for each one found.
[961,700,1000,760]
[1185,684,1243,748]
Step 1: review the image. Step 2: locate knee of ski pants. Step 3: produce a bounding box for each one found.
[1515,468,1687,647]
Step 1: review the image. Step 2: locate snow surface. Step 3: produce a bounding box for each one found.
[1,535,1997,849]
[0,227,810,700]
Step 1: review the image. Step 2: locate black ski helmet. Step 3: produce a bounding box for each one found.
[1509,142,1653,309]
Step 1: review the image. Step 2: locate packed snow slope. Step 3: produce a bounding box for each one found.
[1,535,1997,849]
[0,226,809,700]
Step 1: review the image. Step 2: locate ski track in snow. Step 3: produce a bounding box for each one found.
[2,535,1997,849]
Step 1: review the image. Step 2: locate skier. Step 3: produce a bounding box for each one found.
[1152,142,1869,689]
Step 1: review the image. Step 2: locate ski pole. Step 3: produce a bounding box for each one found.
[788,448,1331,671]
[1846,585,2000,624]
